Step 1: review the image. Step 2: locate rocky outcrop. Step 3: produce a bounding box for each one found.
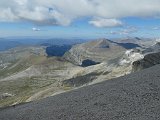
[132,52,160,72]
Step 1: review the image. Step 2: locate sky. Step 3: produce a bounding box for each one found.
[0,0,160,39]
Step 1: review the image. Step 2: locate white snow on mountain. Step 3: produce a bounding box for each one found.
[119,49,144,65]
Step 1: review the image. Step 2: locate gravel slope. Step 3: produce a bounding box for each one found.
[0,65,160,120]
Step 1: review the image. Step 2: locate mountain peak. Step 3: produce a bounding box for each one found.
[95,39,111,48]
[64,38,126,65]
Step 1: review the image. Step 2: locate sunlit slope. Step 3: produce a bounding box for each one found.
[0,46,81,107]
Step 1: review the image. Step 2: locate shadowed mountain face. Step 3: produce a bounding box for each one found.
[81,59,100,67]
[62,72,100,87]
[46,45,72,57]
[1,65,160,120]
[117,43,140,49]
[132,52,160,71]
[132,41,160,71]
[109,40,141,49]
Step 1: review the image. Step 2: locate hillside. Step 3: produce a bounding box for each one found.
[0,46,83,107]
[1,64,160,120]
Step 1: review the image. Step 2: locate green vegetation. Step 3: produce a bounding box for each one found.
[0,76,57,107]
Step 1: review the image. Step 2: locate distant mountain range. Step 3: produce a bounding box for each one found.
[0,40,22,51]
[0,38,87,51]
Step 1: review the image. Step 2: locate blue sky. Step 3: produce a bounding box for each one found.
[0,17,160,39]
[0,0,160,39]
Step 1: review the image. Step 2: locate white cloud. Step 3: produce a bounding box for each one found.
[152,27,160,30]
[89,18,123,27]
[109,27,138,35]
[0,0,160,26]
[32,27,41,31]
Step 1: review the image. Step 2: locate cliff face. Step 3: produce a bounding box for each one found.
[132,52,160,72]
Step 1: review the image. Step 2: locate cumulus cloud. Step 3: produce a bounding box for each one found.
[89,18,123,27]
[0,0,160,26]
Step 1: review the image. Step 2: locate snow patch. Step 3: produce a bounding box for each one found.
[119,49,144,65]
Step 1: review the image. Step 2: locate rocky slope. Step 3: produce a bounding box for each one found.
[1,64,160,120]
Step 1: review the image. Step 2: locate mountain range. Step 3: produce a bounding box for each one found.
[0,37,160,108]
